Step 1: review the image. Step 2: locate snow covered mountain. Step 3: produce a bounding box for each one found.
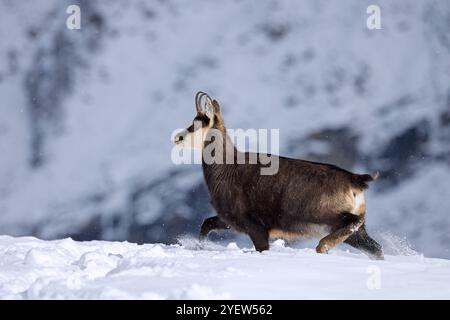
[1,0,450,258]
[0,235,449,299]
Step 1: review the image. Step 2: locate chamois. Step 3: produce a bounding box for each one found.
[174,92,384,260]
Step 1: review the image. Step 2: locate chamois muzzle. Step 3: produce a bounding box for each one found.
[174,132,185,144]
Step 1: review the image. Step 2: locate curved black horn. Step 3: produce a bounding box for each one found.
[195,91,208,113]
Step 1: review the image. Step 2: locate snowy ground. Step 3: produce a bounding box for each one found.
[0,236,449,299]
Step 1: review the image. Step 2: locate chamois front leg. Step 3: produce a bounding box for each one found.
[199,216,230,241]
[243,220,269,252]
[316,215,364,254]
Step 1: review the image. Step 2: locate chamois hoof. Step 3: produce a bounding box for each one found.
[254,245,270,252]
[369,251,385,261]
[316,242,329,254]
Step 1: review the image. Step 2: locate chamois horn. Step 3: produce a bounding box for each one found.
[195,91,208,113]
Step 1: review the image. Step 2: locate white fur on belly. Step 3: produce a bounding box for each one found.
[269,223,331,241]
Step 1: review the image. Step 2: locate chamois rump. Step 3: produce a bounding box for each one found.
[174,92,384,260]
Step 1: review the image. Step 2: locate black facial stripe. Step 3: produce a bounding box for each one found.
[186,114,210,132]
[194,114,210,124]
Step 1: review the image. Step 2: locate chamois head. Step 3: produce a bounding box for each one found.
[174,91,224,149]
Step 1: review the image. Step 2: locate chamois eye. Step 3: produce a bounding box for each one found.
[178,135,184,141]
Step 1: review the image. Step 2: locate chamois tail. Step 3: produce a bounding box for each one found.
[352,171,379,190]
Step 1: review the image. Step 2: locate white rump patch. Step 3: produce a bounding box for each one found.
[352,191,366,215]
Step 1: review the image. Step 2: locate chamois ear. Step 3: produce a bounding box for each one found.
[212,100,221,114]
[205,97,214,119]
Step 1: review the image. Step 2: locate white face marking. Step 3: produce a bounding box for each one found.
[174,116,215,150]
[174,128,207,150]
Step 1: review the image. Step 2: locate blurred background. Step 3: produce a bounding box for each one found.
[1,0,449,258]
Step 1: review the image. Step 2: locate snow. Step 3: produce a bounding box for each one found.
[1,0,450,259]
[0,235,449,299]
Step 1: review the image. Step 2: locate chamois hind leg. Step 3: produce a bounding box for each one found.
[345,224,384,260]
[316,214,364,254]
[199,216,230,241]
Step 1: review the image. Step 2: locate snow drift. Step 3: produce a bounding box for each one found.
[0,235,449,299]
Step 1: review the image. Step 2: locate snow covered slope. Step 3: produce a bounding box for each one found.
[0,236,449,299]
